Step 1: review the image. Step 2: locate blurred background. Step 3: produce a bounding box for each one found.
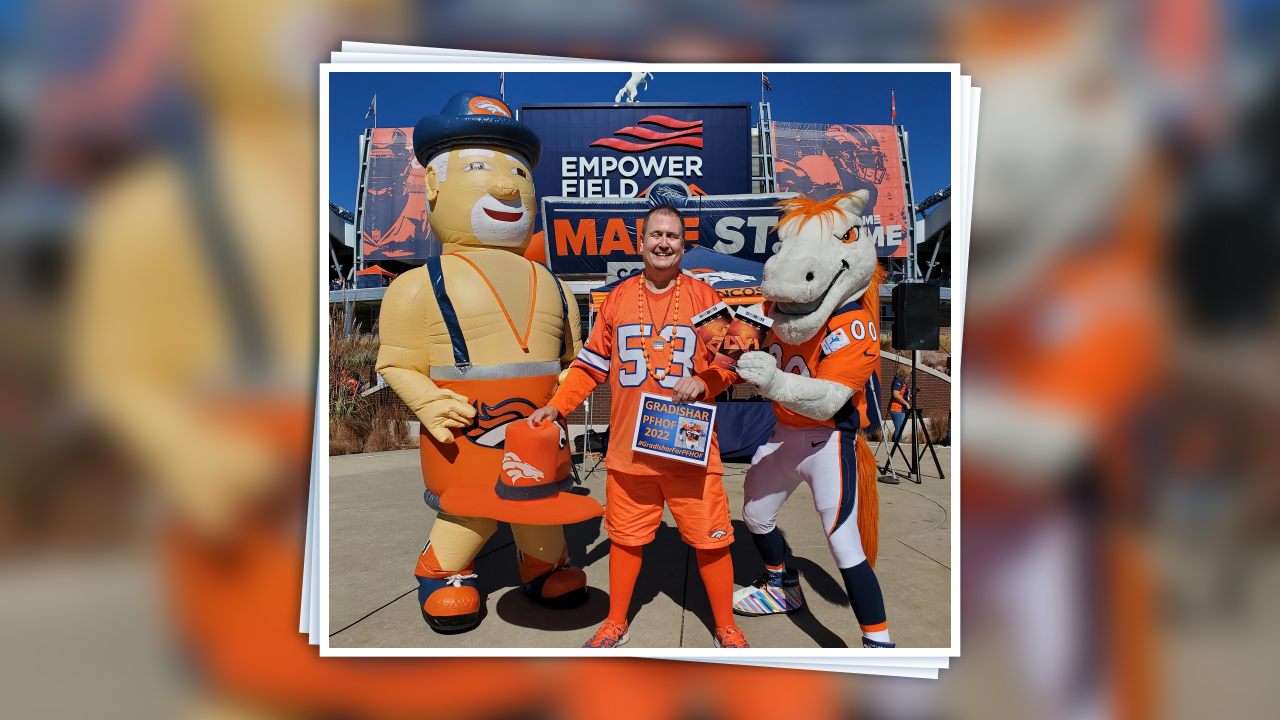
[1,0,1277,718]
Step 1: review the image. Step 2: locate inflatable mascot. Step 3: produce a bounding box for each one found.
[732,190,896,648]
[377,92,602,633]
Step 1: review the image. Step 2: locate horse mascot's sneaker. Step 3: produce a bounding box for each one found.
[732,567,804,616]
[377,92,601,633]
[734,189,895,647]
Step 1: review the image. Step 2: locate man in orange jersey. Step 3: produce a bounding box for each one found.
[527,203,750,649]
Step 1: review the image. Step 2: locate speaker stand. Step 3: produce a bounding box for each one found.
[880,361,945,484]
[874,416,903,485]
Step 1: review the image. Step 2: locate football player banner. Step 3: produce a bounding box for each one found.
[357,127,441,261]
[631,392,717,467]
[771,121,911,258]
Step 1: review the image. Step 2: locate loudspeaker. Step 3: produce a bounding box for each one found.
[892,283,940,351]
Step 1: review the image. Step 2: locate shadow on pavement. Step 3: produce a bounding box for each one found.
[623,524,692,625]
[494,586,610,632]
[785,555,850,608]
[471,518,612,633]
[565,516,605,563]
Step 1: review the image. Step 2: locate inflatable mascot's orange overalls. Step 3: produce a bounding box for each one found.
[376,92,602,632]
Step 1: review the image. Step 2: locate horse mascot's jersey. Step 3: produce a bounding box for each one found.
[762,298,884,434]
[753,285,884,568]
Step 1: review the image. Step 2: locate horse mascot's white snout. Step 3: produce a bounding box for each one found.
[735,189,884,567]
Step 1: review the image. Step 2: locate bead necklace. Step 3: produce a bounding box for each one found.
[637,273,681,380]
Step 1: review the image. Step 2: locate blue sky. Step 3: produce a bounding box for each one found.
[327,70,951,212]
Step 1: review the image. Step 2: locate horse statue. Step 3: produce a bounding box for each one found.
[615,70,654,102]
[731,189,896,648]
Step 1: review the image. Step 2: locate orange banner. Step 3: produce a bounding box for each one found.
[771,122,912,258]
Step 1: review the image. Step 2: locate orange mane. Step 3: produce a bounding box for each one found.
[775,193,885,322]
[864,264,885,326]
[776,192,860,236]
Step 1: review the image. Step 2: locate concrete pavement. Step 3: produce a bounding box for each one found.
[329,442,951,649]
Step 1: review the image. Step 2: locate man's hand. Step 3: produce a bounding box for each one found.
[735,351,779,396]
[527,405,561,428]
[670,376,707,404]
[418,388,477,443]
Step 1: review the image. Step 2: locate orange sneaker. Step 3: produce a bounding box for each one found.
[414,542,481,633]
[714,625,750,648]
[582,620,630,648]
[518,549,588,609]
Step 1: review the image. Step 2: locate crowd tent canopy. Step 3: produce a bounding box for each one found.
[355,264,397,288]
[589,247,766,312]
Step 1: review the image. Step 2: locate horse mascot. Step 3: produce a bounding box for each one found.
[377,92,602,633]
[731,189,895,648]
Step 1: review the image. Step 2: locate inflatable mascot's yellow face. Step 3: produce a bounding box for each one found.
[423,146,536,252]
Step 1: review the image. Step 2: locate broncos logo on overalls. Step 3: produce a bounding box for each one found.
[464,398,539,448]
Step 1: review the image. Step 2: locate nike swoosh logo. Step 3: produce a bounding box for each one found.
[863,351,876,357]
[811,441,826,447]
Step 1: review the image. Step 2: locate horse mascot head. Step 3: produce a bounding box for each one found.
[764,189,880,345]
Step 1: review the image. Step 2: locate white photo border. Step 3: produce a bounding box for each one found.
[317,61,966,660]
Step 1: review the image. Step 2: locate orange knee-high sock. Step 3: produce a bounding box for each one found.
[696,546,735,629]
[608,542,644,625]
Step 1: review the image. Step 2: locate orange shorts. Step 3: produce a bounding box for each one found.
[605,470,734,549]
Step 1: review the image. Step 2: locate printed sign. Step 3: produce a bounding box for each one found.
[631,392,717,467]
[692,302,736,370]
[521,103,752,204]
[771,122,911,258]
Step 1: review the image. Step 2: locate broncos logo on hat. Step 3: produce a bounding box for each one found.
[502,452,546,484]
[468,96,511,117]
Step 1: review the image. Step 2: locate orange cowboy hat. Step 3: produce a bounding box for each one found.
[439,419,603,525]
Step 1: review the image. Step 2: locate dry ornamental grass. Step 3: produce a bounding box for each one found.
[328,310,418,455]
